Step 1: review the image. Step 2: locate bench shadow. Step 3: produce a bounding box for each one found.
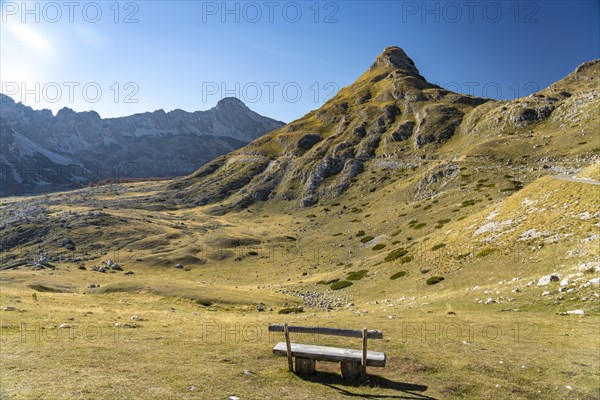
[302,372,437,399]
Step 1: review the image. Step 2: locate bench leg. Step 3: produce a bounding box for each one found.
[295,357,315,376]
[340,361,362,381]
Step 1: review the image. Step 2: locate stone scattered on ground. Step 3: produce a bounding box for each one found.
[279,288,349,310]
[538,273,561,286]
[565,309,585,315]
[106,260,123,271]
[114,322,140,328]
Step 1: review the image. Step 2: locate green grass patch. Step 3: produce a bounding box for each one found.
[278,307,304,315]
[27,284,65,293]
[476,248,496,257]
[385,248,408,262]
[330,280,353,290]
[390,271,408,280]
[399,255,413,264]
[431,243,446,251]
[461,199,477,207]
[426,276,445,285]
[347,270,369,281]
[360,236,375,243]
[372,243,386,250]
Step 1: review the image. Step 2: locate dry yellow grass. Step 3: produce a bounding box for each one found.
[1,176,599,399]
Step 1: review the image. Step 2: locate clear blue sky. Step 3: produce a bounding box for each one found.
[1,0,598,122]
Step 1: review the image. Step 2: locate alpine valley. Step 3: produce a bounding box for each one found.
[0,47,598,400]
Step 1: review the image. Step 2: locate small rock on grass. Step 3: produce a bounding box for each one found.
[566,310,585,315]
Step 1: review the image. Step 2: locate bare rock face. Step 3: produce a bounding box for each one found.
[370,46,422,78]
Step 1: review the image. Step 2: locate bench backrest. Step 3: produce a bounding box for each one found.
[269,323,383,377]
[268,324,384,339]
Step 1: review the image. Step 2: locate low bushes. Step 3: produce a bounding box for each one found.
[426,276,445,285]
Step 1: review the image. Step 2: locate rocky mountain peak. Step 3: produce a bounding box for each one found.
[370,46,421,77]
[215,97,249,112]
[0,93,15,105]
[56,107,76,118]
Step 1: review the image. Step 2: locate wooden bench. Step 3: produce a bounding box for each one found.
[269,324,386,381]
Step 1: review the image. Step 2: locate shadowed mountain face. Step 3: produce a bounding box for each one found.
[0,96,284,196]
[165,47,600,210]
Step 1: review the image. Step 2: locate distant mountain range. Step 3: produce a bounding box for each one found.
[0,95,284,196]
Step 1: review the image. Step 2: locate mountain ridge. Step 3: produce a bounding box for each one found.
[164,47,599,211]
[0,95,284,196]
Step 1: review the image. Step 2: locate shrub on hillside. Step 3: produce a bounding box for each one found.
[330,280,353,290]
[347,270,368,281]
[426,276,445,285]
[390,271,407,280]
[385,248,408,262]
[476,248,495,257]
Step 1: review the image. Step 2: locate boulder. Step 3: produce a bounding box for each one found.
[61,238,75,250]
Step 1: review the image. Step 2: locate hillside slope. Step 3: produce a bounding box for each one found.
[165,47,599,211]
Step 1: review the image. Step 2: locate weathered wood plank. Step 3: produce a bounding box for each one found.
[284,323,293,372]
[341,361,361,381]
[268,325,383,339]
[361,327,368,379]
[272,342,386,367]
[295,357,315,376]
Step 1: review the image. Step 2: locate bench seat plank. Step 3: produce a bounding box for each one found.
[269,325,383,339]
[273,342,386,367]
